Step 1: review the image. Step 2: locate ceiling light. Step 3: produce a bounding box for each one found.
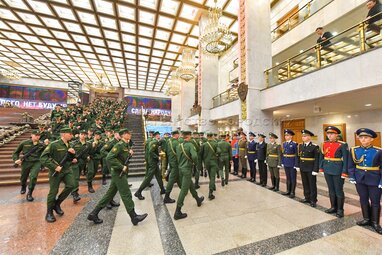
[177,48,196,82]
[286,115,290,117]
[365,103,372,107]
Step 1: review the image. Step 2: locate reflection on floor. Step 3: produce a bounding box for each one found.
[1,171,381,255]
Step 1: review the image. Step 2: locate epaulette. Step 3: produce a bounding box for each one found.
[351,146,360,149]
[337,141,346,144]
[374,146,382,150]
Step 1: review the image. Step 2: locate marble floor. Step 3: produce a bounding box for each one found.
[1,171,382,255]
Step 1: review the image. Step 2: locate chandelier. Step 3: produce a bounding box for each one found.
[1,69,22,80]
[199,0,233,56]
[165,72,181,96]
[177,48,196,82]
[85,74,116,93]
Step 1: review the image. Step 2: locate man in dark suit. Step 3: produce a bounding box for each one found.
[366,0,382,34]
[316,27,333,48]
[256,134,267,187]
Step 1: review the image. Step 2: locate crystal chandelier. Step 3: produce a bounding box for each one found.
[165,72,181,96]
[199,0,233,56]
[177,48,196,82]
[85,73,116,93]
[1,69,22,80]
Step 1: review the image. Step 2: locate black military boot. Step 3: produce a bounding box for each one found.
[148,183,154,188]
[281,181,291,195]
[204,169,208,177]
[53,199,64,216]
[72,191,81,203]
[357,204,371,226]
[163,193,175,204]
[195,180,200,189]
[20,185,26,194]
[221,178,225,187]
[134,190,145,200]
[102,174,107,185]
[128,210,148,225]
[208,189,215,200]
[26,188,34,202]
[233,170,238,176]
[371,206,382,234]
[217,172,220,179]
[196,196,204,207]
[268,177,275,190]
[45,207,56,223]
[174,206,187,220]
[336,197,345,218]
[289,182,296,198]
[110,199,120,207]
[87,207,104,224]
[325,194,337,214]
[160,187,166,195]
[88,182,95,193]
[274,178,280,192]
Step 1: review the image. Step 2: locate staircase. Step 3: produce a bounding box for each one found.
[124,114,146,177]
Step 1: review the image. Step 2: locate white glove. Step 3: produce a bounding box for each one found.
[295,167,300,172]
[281,164,284,167]
[379,185,382,189]
[277,165,282,168]
[254,159,258,163]
[245,156,247,159]
[312,172,318,176]
[350,180,357,184]
[122,166,128,172]
[341,175,346,179]
[264,160,267,164]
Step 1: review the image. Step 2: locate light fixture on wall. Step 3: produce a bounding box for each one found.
[177,48,196,82]
[199,0,233,56]
[85,73,116,93]
[164,71,181,96]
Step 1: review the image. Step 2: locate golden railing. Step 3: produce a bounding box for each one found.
[212,86,239,108]
[265,12,382,88]
[271,0,333,42]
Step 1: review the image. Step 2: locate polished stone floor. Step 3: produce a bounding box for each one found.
[1,171,381,255]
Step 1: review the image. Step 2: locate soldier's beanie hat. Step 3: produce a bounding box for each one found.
[325,126,341,134]
[258,134,266,138]
[249,132,256,137]
[79,130,87,134]
[60,127,72,134]
[284,129,295,136]
[269,132,278,139]
[301,129,315,136]
[172,130,180,135]
[182,131,192,136]
[119,128,130,136]
[356,128,377,138]
[31,130,41,136]
[94,131,102,135]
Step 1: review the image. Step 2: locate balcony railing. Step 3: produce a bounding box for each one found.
[271,0,334,42]
[265,12,382,87]
[212,87,239,108]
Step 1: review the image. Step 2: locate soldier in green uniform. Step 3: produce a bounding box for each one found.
[238,132,248,178]
[143,131,155,188]
[266,133,282,191]
[40,127,76,223]
[191,132,202,189]
[163,130,181,204]
[87,129,148,226]
[86,130,104,193]
[174,131,204,220]
[70,130,89,203]
[100,127,114,185]
[38,124,52,144]
[52,116,64,140]
[12,130,45,201]
[160,133,170,179]
[135,132,166,200]
[198,132,208,177]
[201,133,221,200]
[218,134,232,186]
[50,104,63,121]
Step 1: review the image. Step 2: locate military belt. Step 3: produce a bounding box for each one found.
[300,157,315,161]
[356,165,380,171]
[248,151,256,154]
[324,157,342,161]
[283,154,296,157]
[239,148,246,151]
[268,154,278,158]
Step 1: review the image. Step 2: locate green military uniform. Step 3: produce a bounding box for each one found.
[70,135,89,201]
[52,119,64,140]
[144,134,153,176]
[40,127,75,223]
[174,132,204,220]
[201,134,221,199]
[266,133,282,191]
[160,135,169,179]
[164,132,181,203]
[12,135,45,200]
[238,137,248,177]
[100,136,119,177]
[191,133,202,188]
[218,136,232,186]
[86,133,105,192]
[39,129,52,142]
[50,108,63,121]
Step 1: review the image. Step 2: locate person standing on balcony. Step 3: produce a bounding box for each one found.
[366,0,382,34]
[231,133,239,176]
[316,27,333,48]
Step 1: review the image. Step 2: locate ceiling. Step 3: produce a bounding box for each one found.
[0,0,238,92]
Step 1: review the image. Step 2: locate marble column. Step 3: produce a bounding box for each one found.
[180,79,196,130]
[171,92,182,129]
[239,0,273,135]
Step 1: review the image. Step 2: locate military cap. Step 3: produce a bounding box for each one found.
[94,130,102,135]
[55,104,61,107]
[249,132,256,137]
[153,131,160,136]
[119,128,130,135]
[87,128,94,132]
[199,132,205,135]
[105,125,113,131]
[284,129,295,136]
[79,130,87,134]
[232,133,238,136]
[31,130,41,136]
[193,131,199,135]
[54,114,61,118]
[149,131,155,134]
[207,132,214,137]
[241,132,247,136]
[258,134,266,138]
[269,132,278,139]
[172,130,180,135]
[60,127,72,134]
[301,129,315,136]
[164,132,170,135]
[182,131,192,136]
[325,126,341,134]
[220,134,226,139]
[356,128,377,138]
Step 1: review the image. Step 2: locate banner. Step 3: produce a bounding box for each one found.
[0,98,67,109]
[124,95,171,121]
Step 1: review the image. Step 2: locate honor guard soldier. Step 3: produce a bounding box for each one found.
[266,133,282,191]
[247,132,257,182]
[296,130,320,207]
[281,129,298,198]
[174,131,204,220]
[319,126,348,218]
[218,134,232,186]
[257,134,268,187]
[40,127,76,223]
[191,132,202,189]
[164,130,181,204]
[87,129,148,226]
[231,134,239,175]
[348,128,382,234]
[238,132,248,178]
[201,133,221,200]
[12,130,45,201]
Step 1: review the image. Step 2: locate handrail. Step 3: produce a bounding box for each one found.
[212,86,239,108]
[265,11,382,87]
[141,106,147,143]
[271,0,334,42]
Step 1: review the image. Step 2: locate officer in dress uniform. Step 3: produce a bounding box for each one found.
[267,133,282,191]
[231,133,239,175]
[238,132,248,178]
[319,126,348,218]
[257,134,268,187]
[247,132,257,182]
[296,130,320,207]
[281,129,298,198]
[348,128,382,234]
